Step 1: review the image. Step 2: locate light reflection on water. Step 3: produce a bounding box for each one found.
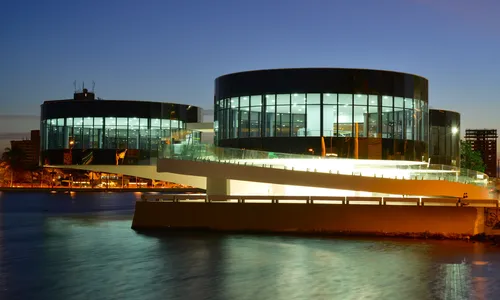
[0,192,500,300]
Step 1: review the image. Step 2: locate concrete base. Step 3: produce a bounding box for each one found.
[132,202,483,237]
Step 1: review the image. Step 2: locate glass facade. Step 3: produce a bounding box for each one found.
[41,117,185,151]
[215,93,428,141]
[429,110,460,166]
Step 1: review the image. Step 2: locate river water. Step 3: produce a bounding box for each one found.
[0,192,500,300]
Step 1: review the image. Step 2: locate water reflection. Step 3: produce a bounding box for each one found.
[0,192,500,299]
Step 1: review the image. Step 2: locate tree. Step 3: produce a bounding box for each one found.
[460,140,486,173]
[1,147,25,187]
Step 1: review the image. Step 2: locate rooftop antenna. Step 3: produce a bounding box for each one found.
[92,81,95,92]
[82,81,85,90]
[73,80,77,92]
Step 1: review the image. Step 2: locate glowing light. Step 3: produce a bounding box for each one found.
[451,127,459,135]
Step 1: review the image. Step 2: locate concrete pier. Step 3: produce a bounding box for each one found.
[132,195,500,238]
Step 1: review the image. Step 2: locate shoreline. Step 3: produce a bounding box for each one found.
[132,227,500,245]
[0,187,205,193]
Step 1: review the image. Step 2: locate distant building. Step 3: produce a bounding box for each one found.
[465,129,498,177]
[10,130,40,167]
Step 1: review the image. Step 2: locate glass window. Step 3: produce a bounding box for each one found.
[265,98,275,137]
[161,119,170,129]
[394,107,404,140]
[323,105,337,136]
[354,94,367,105]
[250,106,261,137]
[368,95,378,106]
[151,119,161,128]
[368,105,379,138]
[338,105,352,137]
[104,117,116,149]
[422,101,429,142]
[306,93,320,104]
[140,118,150,150]
[414,99,422,141]
[139,118,148,128]
[128,125,139,149]
[117,117,128,127]
[306,96,321,137]
[291,100,305,137]
[92,117,103,149]
[292,113,305,137]
[129,117,139,130]
[276,105,290,137]
[240,111,249,137]
[353,106,367,137]
[171,120,179,129]
[94,117,103,127]
[323,93,337,104]
[381,107,393,138]
[250,95,262,107]
[405,109,414,140]
[151,127,160,151]
[116,117,128,149]
[338,94,352,105]
[230,97,238,109]
[382,96,393,107]
[73,117,83,149]
[265,94,275,105]
[276,94,290,105]
[230,108,239,138]
[240,96,249,107]
[404,98,413,109]
[394,97,404,108]
[292,93,306,105]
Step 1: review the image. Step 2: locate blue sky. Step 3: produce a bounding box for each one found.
[1,0,499,149]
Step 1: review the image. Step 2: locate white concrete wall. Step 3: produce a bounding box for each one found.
[157,158,492,199]
[51,165,207,189]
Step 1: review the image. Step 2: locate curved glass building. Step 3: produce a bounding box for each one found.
[41,90,201,165]
[214,68,429,161]
[429,109,460,166]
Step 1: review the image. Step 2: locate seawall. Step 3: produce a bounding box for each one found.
[132,201,485,238]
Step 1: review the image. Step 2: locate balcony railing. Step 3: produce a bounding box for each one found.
[159,143,489,187]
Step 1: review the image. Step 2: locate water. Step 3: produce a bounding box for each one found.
[1,192,500,300]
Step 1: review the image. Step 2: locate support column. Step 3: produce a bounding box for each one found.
[206,177,230,196]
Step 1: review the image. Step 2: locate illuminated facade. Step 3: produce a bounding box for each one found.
[214,68,429,161]
[41,89,201,165]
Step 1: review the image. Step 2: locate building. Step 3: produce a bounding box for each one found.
[429,109,460,166]
[10,130,40,167]
[40,89,202,166]
[214,68,429,161]
[465,129,498,177]
[51,69,492,199]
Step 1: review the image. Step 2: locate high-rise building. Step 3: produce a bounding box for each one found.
[465,129,498,177]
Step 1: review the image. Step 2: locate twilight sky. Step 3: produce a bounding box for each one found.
[1,0,499,149]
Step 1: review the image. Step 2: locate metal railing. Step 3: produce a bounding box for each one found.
[158,143,489,187]
[140,193,499,208]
